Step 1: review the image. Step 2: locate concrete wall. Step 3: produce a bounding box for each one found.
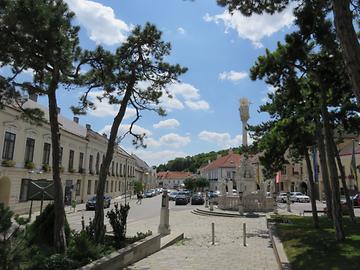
[80,234,161,270]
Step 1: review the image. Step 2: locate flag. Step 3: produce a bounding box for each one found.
[350,140,357,179]
[276,171,281,184]
[312,146,318,182]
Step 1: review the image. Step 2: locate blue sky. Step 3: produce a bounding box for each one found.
[8,0,297,166]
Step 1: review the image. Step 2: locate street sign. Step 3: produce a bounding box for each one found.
[28,179,55,200]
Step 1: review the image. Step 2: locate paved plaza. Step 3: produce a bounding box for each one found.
[125,209,278,270]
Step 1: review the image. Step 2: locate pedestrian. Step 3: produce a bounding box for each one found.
[136,192,142,204]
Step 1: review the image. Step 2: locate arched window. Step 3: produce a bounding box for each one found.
[96,152,100,174]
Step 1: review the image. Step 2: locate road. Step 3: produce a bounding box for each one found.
[66,194,198,232]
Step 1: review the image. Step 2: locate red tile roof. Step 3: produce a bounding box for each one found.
[157,171,193,180]
[202,153,242,171]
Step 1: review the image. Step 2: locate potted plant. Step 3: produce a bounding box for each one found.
[24,161,35,170]
[42,164,51,172]
[2,160,15,167]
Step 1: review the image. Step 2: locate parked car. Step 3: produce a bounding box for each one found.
[169,191,179,201]
[351,193,360,206]
[191,194,204,205]
[149,189,157,196]
[290,192,310,203]
[208,191,220,204]
[178,190,191,202]
[276,192,288,203]
[175,194,188,205]
[86,195,111,210]
[144,190,154,198]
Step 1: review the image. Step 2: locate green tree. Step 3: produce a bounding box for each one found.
[74,23,187,242]
[217,0,360,104]
[195,177,209,191]
[183,178,196,191]
[0,0,82,252]
[133,181,144,194]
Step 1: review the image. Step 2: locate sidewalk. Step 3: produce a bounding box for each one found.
[125,209,278,270]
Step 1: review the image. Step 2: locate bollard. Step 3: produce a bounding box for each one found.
[210,201,214,211]
[243,222,246,247]
[212,222,215,245]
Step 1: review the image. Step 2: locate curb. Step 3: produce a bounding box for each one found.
[267,221,292,270]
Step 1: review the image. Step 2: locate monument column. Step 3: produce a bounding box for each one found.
[239,98,250,147]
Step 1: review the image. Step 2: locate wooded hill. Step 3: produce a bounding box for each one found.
[156,147,242,173]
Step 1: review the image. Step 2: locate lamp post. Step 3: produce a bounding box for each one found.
[286,191,291,212]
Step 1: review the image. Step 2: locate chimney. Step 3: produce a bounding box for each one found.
[56,107,61,114]
[86,124,91,130]
[29,94,38,102]
[73,117,79,124]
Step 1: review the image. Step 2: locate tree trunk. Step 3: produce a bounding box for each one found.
[304,149,319,229]
[319,84,345,241]
[332,139,356,223]
[332,0,360,103]
[48,69,66,253]
[316,120,333,219]
[94,82,134,242]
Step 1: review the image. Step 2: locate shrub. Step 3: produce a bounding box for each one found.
[106,203,130,248]
[42,164,51,172]
[24,161,35,170]
[26,204,71,249]
[68,231,103,267]
[1,160,15,167]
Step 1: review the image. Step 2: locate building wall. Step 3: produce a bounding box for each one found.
[0,105,140,214]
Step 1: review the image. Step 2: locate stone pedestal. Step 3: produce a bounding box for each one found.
[158,190,170,236]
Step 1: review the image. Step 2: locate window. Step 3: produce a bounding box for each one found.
[116,162,119,176]
[59,147,63,165]
[24,138,35,162]
[115,181,117,192]
[79,152,84,172]
[19,179,30,202]
[42,143,51,164]
[280,182,284,191]
[106,181,109,193]
[120,163,123,176]
[282,166,287,175]
[87,180,92,195]
[76,179,81,196]
[226,171,231,179]
[119,181,121,191]
[111,161,114,176]
[96,153,100,174]
[68,150,74,171]
[89,155,93,174]
[2,132,16,160]
[111,181,113,192]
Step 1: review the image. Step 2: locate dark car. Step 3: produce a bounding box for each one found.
[175,194,188,205]
[86,195,111,210]
[178,191,191,202]
[191,194,204,205]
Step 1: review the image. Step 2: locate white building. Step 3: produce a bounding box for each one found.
[0,97,150,214]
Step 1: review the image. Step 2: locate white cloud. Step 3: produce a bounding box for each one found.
[66,0,129,45]
[198,130,248,148]
[204,6,294,48]
[161,82,210,111]
[153,119,180,129]
[168,82,200,100]
[219,71,248,82]
[177,27,186,35]
[159,133,191,148]
[261,85,278,103]
[86,91,136,119]
[99,124,152,138]
[185,100,210,110]
[128,149,189,166]
[159,94,185,111]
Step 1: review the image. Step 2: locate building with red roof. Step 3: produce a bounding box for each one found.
[157,171,194,189]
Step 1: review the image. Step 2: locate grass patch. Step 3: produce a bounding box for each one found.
[274,215,360,270]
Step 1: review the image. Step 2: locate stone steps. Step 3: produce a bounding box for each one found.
[191,208,242,218]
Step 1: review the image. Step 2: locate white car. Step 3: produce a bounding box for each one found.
[290,192,310,203]
[276,192,288,203]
